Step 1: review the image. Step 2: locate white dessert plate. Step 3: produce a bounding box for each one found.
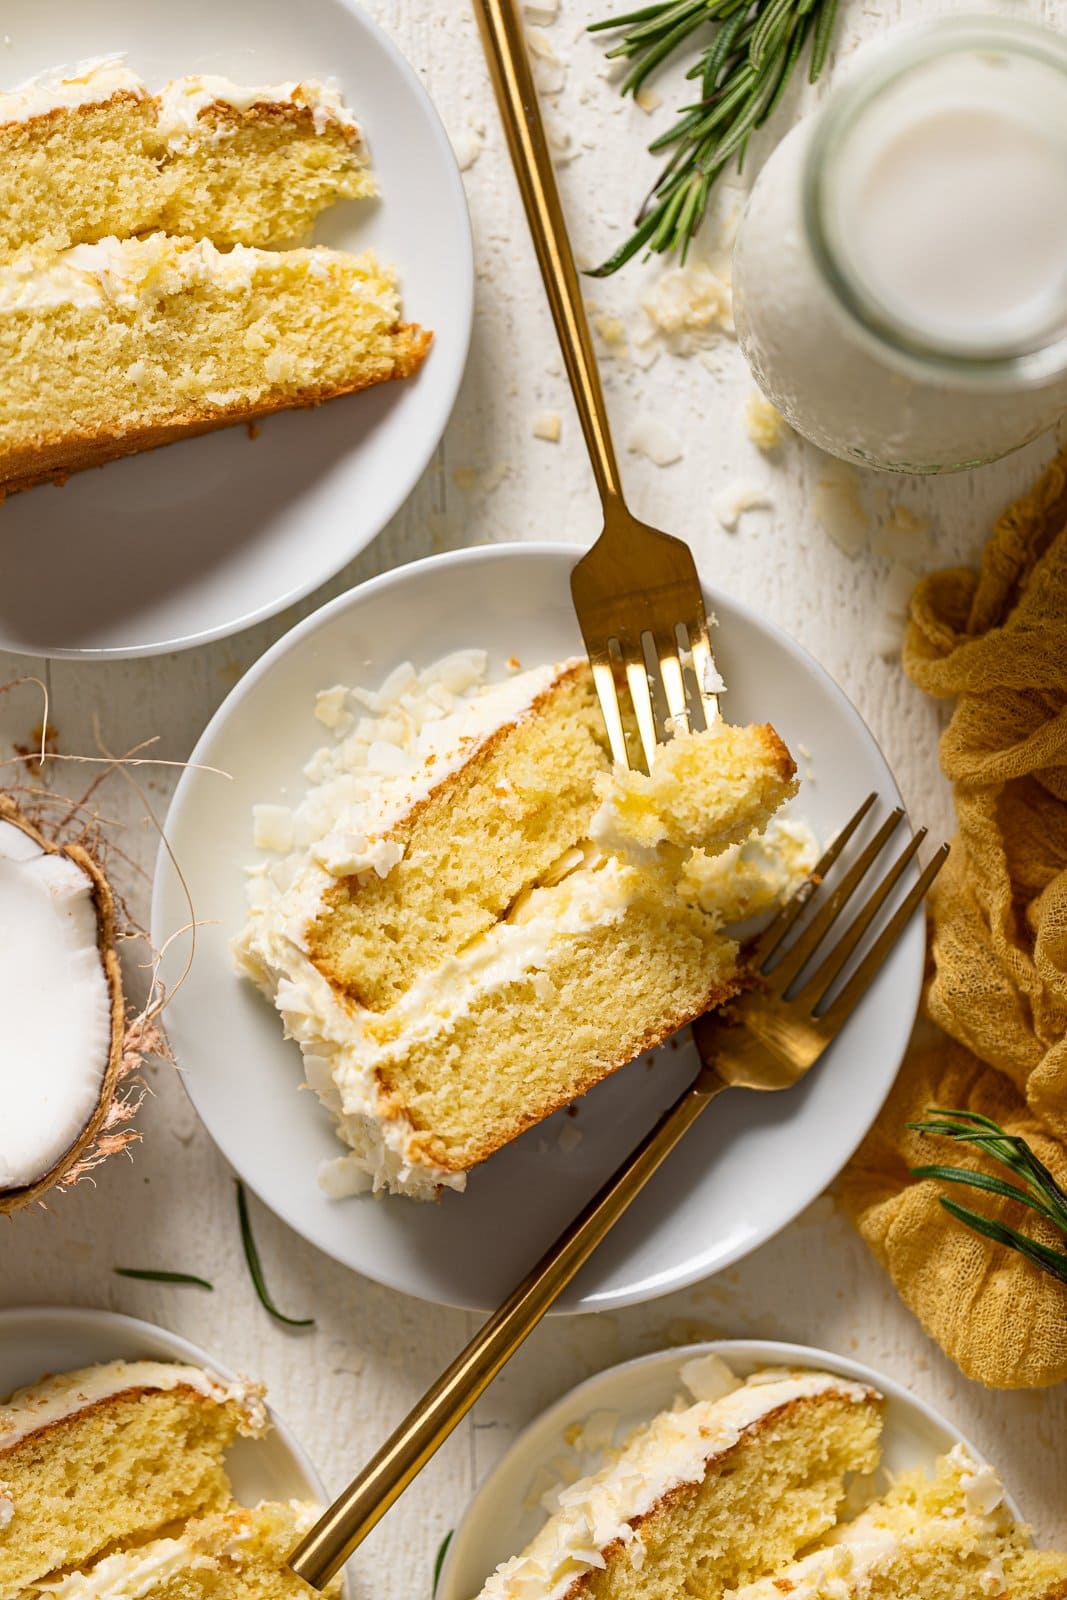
[437,1338,1020,1600]
[0,1303,331,1521]
[0,0,472,658]
[152,542,925,1313]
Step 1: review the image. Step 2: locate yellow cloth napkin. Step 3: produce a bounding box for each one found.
[842,450,1067,1389]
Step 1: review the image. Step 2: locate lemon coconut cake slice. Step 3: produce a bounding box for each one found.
[28,1500,343,1600]
[236,652,804,1199]
[474,1365,883,1600]
[0,1360,266,1598]
[0,234,430,496]
[726,1444,1067,1600]
[0,57,373,259]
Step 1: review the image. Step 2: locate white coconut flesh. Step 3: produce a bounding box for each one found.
[0,819,113,1191]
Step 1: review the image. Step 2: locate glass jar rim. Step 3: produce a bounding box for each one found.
[802,16,1067,390]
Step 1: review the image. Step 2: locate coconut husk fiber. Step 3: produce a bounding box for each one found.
[842,449,1067,1389]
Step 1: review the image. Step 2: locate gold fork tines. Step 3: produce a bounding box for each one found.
[572,512,720,770]
[287,795,947,1591]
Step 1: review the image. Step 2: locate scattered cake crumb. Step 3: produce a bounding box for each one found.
[744,391,787,452]
[813,471,870,557]
[523,0,559,20]
[532,410,562,442]
[626,419,683,466]
[642,262,733,352]
[592,313,629,359]
[635,86,662,113]
[713,479,772,532]
[526,27,566,94]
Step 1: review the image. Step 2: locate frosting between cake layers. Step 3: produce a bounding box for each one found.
[0,1360,267,1454]
[479,1371,876,1600]
[0,56,145,124]
[0,235,380,314]
[155,73,360,140]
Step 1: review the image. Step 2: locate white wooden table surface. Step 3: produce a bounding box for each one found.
[1,1,1064,1591]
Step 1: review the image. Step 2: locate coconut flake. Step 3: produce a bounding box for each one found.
[0,820,112,1192]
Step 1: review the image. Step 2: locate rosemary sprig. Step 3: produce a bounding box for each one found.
[588,0,840,275]
[909,1108,1067,1291]
[115,1267,214,1290]
[236,1181,315,1328]
[433,1531,454,1596]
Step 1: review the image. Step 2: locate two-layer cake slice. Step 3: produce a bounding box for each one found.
[237,654,802,1198]
[0,59,373,259]
[0,1360,266,1598]
[475,1367,884,1600]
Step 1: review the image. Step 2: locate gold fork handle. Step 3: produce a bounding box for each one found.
[287,1067,727,1590]
[473,0,624,510]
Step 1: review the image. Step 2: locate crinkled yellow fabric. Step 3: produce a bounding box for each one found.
[842,451,1067,1390]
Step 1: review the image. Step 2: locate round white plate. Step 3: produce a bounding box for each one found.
[152,542,924,1313]
[0,1303,327,1510]
[0,0,472,658]
[438,1338,1018,1600]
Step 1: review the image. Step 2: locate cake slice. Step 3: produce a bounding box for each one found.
[0,1360,266,1596]
[727,1443,1067,1600]
[236,655,798,1198]
[28,1500,342,1600]
[0,235,430,496]
[0,58,372,258]
[475,1369,883,1600]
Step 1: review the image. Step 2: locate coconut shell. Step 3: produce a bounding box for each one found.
[0,796,127,1214]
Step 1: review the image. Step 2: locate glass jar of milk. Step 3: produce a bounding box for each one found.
[733,19,1067,473]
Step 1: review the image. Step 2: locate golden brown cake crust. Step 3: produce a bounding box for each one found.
[0,799,125,1214]
[0,323,431,500]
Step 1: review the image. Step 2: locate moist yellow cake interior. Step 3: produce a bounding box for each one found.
[0,1386,249,1596]
[299,661,798,1178]
[0,238,429,492]
[0,76,373,259]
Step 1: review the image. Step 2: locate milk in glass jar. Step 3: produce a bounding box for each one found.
[733,19,1067,473]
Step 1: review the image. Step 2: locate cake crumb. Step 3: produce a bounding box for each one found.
[642,262,733,352]
[713,479,772,531]
[744,391,787,452]
[635,86,662,113]
[814,471,869,557]
[532,410,562,442]
[592,313,629,359]
[526,26,566,94]
[507,656,522,671]
[627,419,683,467]
[523,0,558,20]
[246,421,261,441]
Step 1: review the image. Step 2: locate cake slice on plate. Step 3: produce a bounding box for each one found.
[27,1500,342,1600]
[474,1367,883,1600]
[0,58,372,258]
[727,1444,1067,1600]
[237,654,802,1198]
[0,1360,266,1597]
[0,235,430,496]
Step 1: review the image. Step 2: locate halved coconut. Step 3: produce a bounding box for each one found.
[0,796,126,1213]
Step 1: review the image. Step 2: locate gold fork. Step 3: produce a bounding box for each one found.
[287,799,948,1589]
[475,0,718,770]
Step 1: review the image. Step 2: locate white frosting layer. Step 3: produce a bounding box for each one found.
[0,1359,267,1454]
[0,56,144,124]
[478,1370,876,1600]
[0,235,372,314]
[155,73,359,140]
[0,55,359,143]
[236,654,578,1200]
[35,1501,319,1600]
[0,819,112,1192]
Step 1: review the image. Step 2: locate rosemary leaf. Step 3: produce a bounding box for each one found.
[590,0,841,272]
[909,1108,1067,1300]
[115,1267,214,1290]
[433,1531,454,1596]
[235,1181,315,1328]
